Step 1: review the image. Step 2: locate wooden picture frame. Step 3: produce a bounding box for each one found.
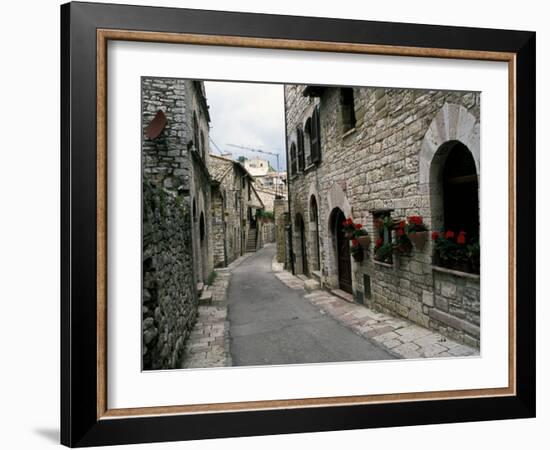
[61,1,535,447]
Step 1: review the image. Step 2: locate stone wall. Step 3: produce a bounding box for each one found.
[142,77,191,191]
[255,185,278,211]
[142,182,196,370]
[142,77,212,369]
[262,221,276,243]
[211,188,226,267]
[210,156,244,264]
[274,198,288,263]
[285,85,481,347]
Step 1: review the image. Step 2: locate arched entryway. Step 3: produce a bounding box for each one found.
[309,195,320,272]
[429,140,479,236]
[199,211,207,281]
[329,208,352,294]
[295,213,308,276]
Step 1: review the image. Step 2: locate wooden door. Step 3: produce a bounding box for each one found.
[299,215,308,276]
[335,211,352,294]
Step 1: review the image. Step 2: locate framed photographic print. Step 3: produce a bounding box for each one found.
[60,1,536,447]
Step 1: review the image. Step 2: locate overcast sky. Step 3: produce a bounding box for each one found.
[204,81,286,172]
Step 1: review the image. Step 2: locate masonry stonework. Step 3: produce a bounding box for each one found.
[142,77,213,369]
[285,85,481,348]
[142,182,196,369]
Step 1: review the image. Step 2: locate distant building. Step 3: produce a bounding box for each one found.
[210,155,265,267]
[244,157,270,176]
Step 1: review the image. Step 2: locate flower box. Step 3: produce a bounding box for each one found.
[357,235,371,250]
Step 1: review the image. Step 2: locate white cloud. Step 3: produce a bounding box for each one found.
[204,81,286,171]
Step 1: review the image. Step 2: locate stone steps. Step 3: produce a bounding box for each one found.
[245,229,257,252]
[330,289,354,303]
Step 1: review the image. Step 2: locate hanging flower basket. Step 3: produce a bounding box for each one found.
[350,239,364,262]
[356,235,371,250]
[408,231,428,251]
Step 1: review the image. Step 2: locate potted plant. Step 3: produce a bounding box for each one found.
[341,217,355,239]
[350,239,364,262]
[432,230,470,272]
[374,241,393,264]
[467,241,480,274]
[373,217,394,264]
[406,215,428,250]
[353,223,371,250]
[393,221,412,255]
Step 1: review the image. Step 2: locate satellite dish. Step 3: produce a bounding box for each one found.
[145,110,167,140]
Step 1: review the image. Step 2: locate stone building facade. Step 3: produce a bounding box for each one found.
[141,77,213,369]
[209,154,265,267]
[285,84,481,348]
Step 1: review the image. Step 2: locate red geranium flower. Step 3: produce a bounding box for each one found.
[445,230,455,240]
[351,239,359,246]
[431,231,440,240]
[457,231,466,245]
[398,220,406,229]
[408,216,423,225]
[354,223,362,229]
[376,237,383,247]
[397,228,405,236]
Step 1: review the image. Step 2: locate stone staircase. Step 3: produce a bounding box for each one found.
[245,228,257,253]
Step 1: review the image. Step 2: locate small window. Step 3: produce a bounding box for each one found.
[193,112,199,153]
[311,105,321,163]
[363,274,372,300]
[200,130,205,159]
[373,210,393,264]
[340,88,356,133]
[304,120,312,166]
[297,127,305,172]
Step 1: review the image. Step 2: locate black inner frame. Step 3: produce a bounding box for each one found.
[61,2,536,447]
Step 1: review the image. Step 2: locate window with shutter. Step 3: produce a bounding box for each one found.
[290,142,297,176]
[193,112,199,153]
[311,105,321,164]
[297,127,305,172]
[304,119,312,166]
[340,88,356,132]
[200,130,205,159]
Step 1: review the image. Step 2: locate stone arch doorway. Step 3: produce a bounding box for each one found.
[309,195,320,272]
[199,211,207,281]
[295,213,308,276]
[329,207,352,294]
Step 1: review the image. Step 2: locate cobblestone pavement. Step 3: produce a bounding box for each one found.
[181,254,254,369]
[273,259,479,360]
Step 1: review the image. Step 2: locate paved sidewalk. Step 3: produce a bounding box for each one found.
[273,259,478,360]
[180,271,232,369]
[180,252,258,369]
